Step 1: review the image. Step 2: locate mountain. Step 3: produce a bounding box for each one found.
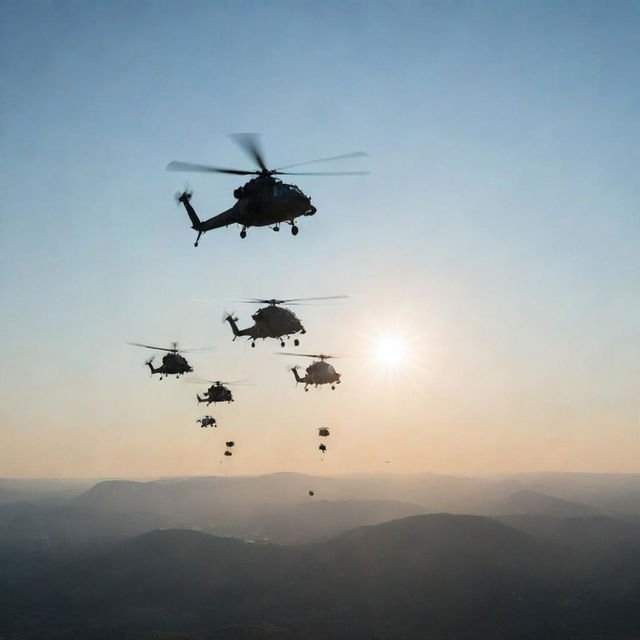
[4,513,639,639]
[0,478,95,505]
[510,472,640,515]
[449,489,599,518]
[72,473,640,523]
[70,472,502,519]
[71,474,340,521]
[212,499,428,543]
[0,500,166,549]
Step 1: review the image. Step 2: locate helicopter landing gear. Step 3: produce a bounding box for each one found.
[291,225,299,236]
[280,340,285,347]
[331,385,335,390]
[294,339,300,346]
[305,388,309,392]
[194,230,203,247]
[251,341,256,348]
[240,227,247,239]
[273,225,280,232]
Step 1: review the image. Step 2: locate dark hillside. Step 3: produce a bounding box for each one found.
[4,513,638,639]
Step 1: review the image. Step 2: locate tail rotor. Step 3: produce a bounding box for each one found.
[175,183,192,205]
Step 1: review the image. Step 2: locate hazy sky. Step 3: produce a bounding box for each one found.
[1,0,638,478]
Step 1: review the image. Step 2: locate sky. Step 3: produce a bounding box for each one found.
[0,0,638,478]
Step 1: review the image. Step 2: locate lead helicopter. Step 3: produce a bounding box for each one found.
[128,342,211,380]
[167,133,368,245]
[280,353,342,391]
[189,379,249,405]
[224,295,348,348]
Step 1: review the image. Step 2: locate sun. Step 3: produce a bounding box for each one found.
[374,335,409,369]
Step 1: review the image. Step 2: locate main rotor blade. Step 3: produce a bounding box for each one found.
[273,170,370,176]
[278,352,339,359]
[128,342,176,353]
[233,295,348,305]
[274,151,369,171]
[180,347,216,353]
[166,161,257,176]
[188,378,251,385]
[229,133,268,172]
[280,295,349,303]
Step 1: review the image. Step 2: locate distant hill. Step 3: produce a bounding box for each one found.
[497,513,640,553]
[4,513,639,639]
[67,473,640,537]
[212,499,428,543]
[71,474,341,521]
[449,489,599,518]
[70,472,498,519]
[0,478,94,505]
[0,500,165,549]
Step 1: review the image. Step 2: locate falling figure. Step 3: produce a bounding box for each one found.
[308,490,314,496]
[318,428,330,437]
[318,443,327,453]
[226,441,235,448]
[224,450,233,457]
[197,416,216,428]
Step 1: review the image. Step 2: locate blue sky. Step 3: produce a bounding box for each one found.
[1,0,638,476]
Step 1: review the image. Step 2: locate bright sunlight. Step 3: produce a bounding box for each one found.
[374,335,409,369]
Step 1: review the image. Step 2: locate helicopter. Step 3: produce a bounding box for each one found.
[129,342,210,379]
[190,379,248,405]
[197,416,217,428]
[280,353,342,391]
[224,295,348,348]
[167,133,368,245]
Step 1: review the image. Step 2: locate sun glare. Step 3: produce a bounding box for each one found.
[374,335,408,368]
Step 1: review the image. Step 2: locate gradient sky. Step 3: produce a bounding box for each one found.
[1,0,638,478]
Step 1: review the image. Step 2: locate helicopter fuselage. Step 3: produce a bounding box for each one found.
[197,384,234,405]
[226,305,305,344]
[292,360,341,390]
[147,353,193,377]
[179,176,316,245]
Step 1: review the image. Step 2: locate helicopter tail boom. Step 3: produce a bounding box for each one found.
[291,366,305,385]
[224,315,252,338]
[199,206,240,232]
[145,360,158,374]
[178,192,201,229]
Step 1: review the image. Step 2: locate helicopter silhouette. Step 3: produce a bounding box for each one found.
[225,295,348,348]
[129,342,211,380]
[280,353,342,391]
[167,133,368,245]
[190,379,249,405]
